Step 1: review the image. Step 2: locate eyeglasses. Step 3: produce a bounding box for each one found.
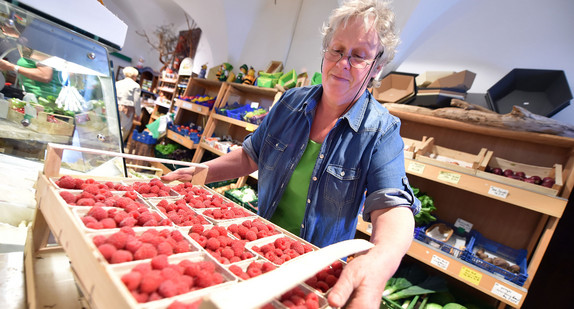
[322,48,382,69]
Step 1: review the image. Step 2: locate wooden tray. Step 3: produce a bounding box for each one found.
[402,136,429,159]
[477,154,563,196]
[416,137,491,175]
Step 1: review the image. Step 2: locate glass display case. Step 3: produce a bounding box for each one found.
[0,0,124,173]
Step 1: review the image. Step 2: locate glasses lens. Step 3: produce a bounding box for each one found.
[349,57,368,69]
[324,49,341,62]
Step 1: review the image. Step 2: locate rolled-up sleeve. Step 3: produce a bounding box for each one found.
[363,176,421,222]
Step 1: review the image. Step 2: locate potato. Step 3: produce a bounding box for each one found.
[493,257,510,269]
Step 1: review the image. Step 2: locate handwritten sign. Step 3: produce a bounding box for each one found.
[437,171,461,184]
[430,255,449,270]
[407,161,425,174]
[491,282,522,305]
[459,266,482,285]
[488,185,509,199]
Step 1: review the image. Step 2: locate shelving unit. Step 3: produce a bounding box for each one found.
[191,82,279,187]
[357,108,574,308]
[167,78,226,150]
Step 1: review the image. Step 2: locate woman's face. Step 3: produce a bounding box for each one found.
[321,16,381,105]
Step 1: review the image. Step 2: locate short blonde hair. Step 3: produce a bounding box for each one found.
[123,66,139,78]
[321,0,399,87]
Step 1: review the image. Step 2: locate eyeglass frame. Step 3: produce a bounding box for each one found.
[322,47,384,69]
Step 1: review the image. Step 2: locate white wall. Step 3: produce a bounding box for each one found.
[105,0,574,124]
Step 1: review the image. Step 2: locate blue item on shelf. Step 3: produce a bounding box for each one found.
[462,231,528,286]
[227,104,254,120]
[132,129,157,145]
[415,221,469,258]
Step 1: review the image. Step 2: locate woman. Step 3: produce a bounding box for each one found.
[115,66,141,141]
[162,1,419,307]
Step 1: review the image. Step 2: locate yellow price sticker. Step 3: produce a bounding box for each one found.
[437,171,461,184]
[245,124,256,132]
[459,266,482,285]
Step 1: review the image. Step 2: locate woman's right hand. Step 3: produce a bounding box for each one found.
[160,167,197,183]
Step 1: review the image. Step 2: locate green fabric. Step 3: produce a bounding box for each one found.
[17,58,62,99]
[270,139,322,235]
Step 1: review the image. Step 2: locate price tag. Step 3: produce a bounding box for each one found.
[24,103,37,118]
[491,282,522,305]
[488,185,509,199]
[245,124,256,132]
[407,161,425,174]
[182,102,193,110]
[437,171,461,184]
[459,266,482,285]
[366,223,372,234]
[250,102,260,109]
[430,255,449,270]
[0,99,9,119]
[454,218,473,233]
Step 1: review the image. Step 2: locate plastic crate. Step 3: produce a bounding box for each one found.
[226,104,254,120]
[462,231,528,286]
[132,129,157,144]
[224,186,258,212]
[415,221,469,258]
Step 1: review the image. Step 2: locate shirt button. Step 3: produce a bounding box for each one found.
[312,177,317,181]
[301,224,304,229]
[307,199,311,203]
[340,171,345,176]
[276,143,279,147]
[319,154,324,159]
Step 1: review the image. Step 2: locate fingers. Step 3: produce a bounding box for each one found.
[160,167,195,182]
[327,266,355,307]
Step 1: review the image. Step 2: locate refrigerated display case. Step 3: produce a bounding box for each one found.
[0,0,124,173]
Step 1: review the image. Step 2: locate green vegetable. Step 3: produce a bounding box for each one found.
[429,291,456,306]
[387,276,448,301]
[443,303,467,309]
[425,303,443,309]
[383,264,427,297]
[412,186,437,226]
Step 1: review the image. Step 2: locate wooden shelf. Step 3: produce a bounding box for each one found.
[211,113,258,130]
[356,217,527,308]
[404,158,568,218]
[199,140,227,157]
[174,99,211,116]
[166,130,197,149]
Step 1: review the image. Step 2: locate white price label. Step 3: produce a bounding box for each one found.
[407,161,425,174]
[454,218,473,233]
[250,102,260,109]
[491,282,522,305]
[430,255,449,270]
[488,186,509,199]
[182,102,193,110]
[437,171,461,184]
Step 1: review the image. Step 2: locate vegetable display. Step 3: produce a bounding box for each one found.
[412,187,437,226]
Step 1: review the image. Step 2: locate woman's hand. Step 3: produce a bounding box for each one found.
[160,167,197,183]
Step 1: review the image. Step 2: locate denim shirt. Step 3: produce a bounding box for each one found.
[242,85,420,248]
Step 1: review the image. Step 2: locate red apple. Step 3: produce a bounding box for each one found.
[503,169,514,177]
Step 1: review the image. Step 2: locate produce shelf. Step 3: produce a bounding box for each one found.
[404,158,567,218]
[174,99,211,116]
[166,130,197,149]
[356,217,527,308]
[211,113,258,130]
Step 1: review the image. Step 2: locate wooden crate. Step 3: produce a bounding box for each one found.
[415,137,491,175]
[402,136,429,159]
[7,108,75,136]
[477,154,563,196]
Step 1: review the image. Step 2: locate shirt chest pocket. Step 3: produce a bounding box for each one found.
[260,135,288,171]
[324,165,360,206]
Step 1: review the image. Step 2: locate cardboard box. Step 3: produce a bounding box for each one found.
[264,61,283,74]
[410,88,466,109]
[427,70,476,92]
[372,72,418,104]
[486,68,572,117]
[416,71,455,87]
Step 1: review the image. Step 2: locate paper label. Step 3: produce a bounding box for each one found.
[250,102,259,109]
[245,124,256,132]
[407,161,425,174]
[454,218,473,233]
[430,255,449,270]
[182,102,193,110]
[488,185,509,199]
[459,266,482,285]
[25,104,37,118]
[0,99,9,118]
[491,282,522,305]
[437,171,461,184]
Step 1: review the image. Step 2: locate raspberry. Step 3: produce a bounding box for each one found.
[125,239,143,253]
[228,265,243,276]
[119,217,137,227]
[290,242,305,255]
[262,262,277,273]
[110,249,133,264]
[325,274,338,287]
[77,198,96,207]
[140,270,162,293]
[221,247,234,259]
[157,242,174,255]
[86,221,104,229]
[121,271,142,291]
[87,206,107,221]
[92,235,107,247]
[158,280,179,298]
[100,218,117,229]
[98,243,117,261]
[107,231,129,249]
[245,230,257,241]
[134,243,158,260]
[246,264,262,278]
[56,176,77,189]
[59,191,76,204]
[274,237,289,251]
[151,254,169,270]
[206,238,220,251]
[174,241,191,254]
[83,184,100,195]
[131,291,148,303]
[81,215,97,226]
[315,281,330,293]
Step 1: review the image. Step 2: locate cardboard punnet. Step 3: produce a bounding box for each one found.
[372,72,418,104]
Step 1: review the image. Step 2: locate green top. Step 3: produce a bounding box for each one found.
[17,57,62,99]
[270,139,322,235]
